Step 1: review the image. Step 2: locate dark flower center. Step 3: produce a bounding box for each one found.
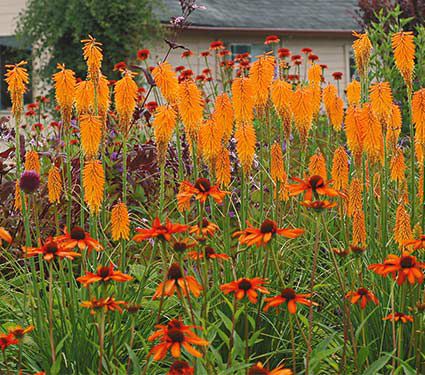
[205,246,215,258]
[357,288,369,296]
[260,219,277,234]
[167,263,183,280]
[400,256,414,268]
[309,175,325,190]
[248,366,269,375]
[201,218,209,228]
[170,360,190,371]
[168,320,183,330]
[238,279,252,291]
[173,242,187,253]
[71,226,86,240]
[98,266,112,278]
[45,242,58,254]
[280,288,296,300]
[194,178,211,192]
[167,328,185,343]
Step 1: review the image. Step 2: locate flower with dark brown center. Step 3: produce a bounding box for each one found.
[238,278,252,291]
[260,219,277,234]
[153,263,203,300]
[233,220,304,247]
[56,226,103,253]
[167,263,183,281]
[45,241,59,254]
[346,287,379,309]
[248,365,268,375]
[280,288,296,300]
[205,246,215,259]
[70,226,86,240]
[400,255,414,268]
[148,318,208,361]
[309,175,325,190]
[357,288,369,296]
[19,170,40,194]
[168,360,194,375]
[174,242,188,253]
[98,266,112,278]
[220,277,269,303]
[167,328,185,343]
[264,287,316,314]
[194,178,211,192]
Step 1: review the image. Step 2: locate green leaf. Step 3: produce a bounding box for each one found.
[363,354,392,375]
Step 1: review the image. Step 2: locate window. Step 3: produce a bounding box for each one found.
[230,43,268,61]
[230,44,251,59]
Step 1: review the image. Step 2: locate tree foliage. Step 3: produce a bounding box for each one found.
[16,0,163,78]
[357,0,425,29]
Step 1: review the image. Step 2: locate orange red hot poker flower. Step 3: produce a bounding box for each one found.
[148,319,208,361]
[77,263,133,287]
[263,288,317,314]
[368,252,425,285]
[220,277,269,303]
[133,218,188,242]
[177,178,228,211]
[233,219,304,247]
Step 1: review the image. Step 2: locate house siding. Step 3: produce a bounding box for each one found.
[0,0,26,36]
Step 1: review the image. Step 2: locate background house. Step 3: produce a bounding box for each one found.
[0,0,360,112]
[155,0,359,87]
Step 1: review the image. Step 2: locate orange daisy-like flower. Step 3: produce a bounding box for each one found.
[189,218,219,238]
[177,178,228,211]
[263,288,317,314]
[0,227,12,244]
[383,312,413,323]
[287,175,340,200]
[233,219,304,247]
[148,319,208,361]
[368,253,425,285]
[187,246,230,261]
[0,333,18,351]
[168,360,194,375]
[56,226,103,253]
[345,288,379,309]
[81,297,126,315]
[133,218,188,242]
[403,234,425,250]
[300,200,337,211]
[7,325,34,340]
[77,263,133,287]
[153,263,203,300]
[23,238,81,262]
[248,362,293,375]
[220,277,269,303]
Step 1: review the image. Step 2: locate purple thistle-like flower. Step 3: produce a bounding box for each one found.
[19,170,40,194]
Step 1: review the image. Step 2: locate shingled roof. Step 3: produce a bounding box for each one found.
[159,0,359,32]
